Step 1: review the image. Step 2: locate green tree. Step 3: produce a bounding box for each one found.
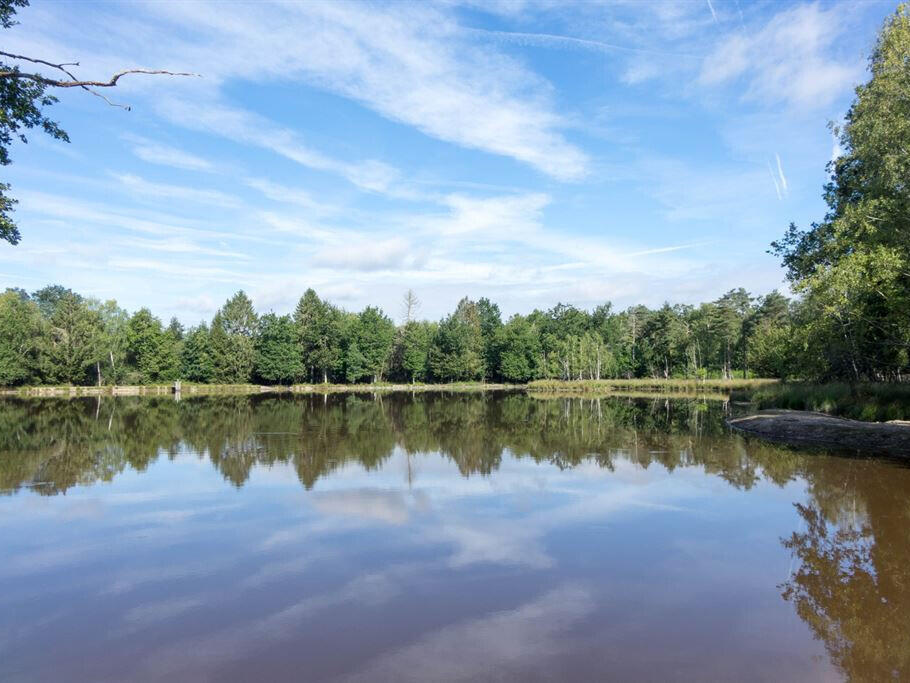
[710,289,754,379]
[494,315,542,382]
[255,313,302,384]
[0,288,43,384]
[125,308,177,383]
[89,299,129,384]
[294,289,342,383]
[211,292,257,383]
[44,293,103,384]
[396,320,434,383]
[346,307,394,383]
[429,298,486,381]
[770,5,910,380]
[30,284,77,319]
[181,323,214,382]
[476,297,502,380]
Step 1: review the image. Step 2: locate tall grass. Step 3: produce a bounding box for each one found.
[526,378,778,395]
[745,382,910,421]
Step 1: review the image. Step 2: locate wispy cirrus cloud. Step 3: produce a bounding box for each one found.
[155,99,404,195]
[699,3,862,108]
[124,134,215,172]
[131,1,589,180]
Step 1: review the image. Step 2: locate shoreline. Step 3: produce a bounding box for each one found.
[0,382,522,398]
[728,409,910,456]
[0,378,775,399]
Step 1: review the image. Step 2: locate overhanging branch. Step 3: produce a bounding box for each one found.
[0,51,199,109]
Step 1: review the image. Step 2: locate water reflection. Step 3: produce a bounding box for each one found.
[0,393,908,681]
[1,393,779,494]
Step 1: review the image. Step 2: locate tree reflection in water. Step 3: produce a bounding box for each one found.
[781,469,910,680]
[2,392,909,680]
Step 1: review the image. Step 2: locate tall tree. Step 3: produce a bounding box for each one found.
[255,313,302,385]
[211,292,257,383]
[181,323,214,382]
[44,293,103,384]
[770,5,910,381]
[125,308,177,383]
[429,298,486,381]
[30,284,77,319]
[89,298,129,385]
[346,306,394,383]
[396,320,434,383]
[494,315,542,382]
[0,288,43,385]
[294,289,342,383]
[402,289,420,323]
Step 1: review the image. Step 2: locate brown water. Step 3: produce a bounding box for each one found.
[1,393,908,682]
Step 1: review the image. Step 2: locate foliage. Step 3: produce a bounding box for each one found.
[210,292,257,383]
[345,306,395,383]
[394,320,434,383]
[124,308,178,383]
[294,288,342,383]
[748,382,910,421]
[429,297,486,381]
[494,315,542,382]
[770,4,910,381]
[0,1,70,244]
[43,293,103,384]
[181,323,214,382]
[0,289,42,384]
[254,313,302,385]
[0,284,802,387]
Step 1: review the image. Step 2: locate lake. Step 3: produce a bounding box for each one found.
[1,392,908,681]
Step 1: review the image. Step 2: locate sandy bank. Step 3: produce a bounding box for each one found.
[728,409,910,456]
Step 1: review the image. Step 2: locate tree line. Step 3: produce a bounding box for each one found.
[0,283,808,387]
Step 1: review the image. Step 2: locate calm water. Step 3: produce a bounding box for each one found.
[1,393,909,682]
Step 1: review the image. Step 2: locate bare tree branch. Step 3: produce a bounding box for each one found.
[0,66,200,87]
[0,50,79,70]
[0,51,199,109]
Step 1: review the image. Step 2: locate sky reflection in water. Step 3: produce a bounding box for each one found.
[2,393,908,681]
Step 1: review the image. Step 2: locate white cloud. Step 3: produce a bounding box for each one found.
[311,488,411,525]
[430,192,550,237]
[316,237,427,272]
[124,135,214,172]
[157,99,403,195]
[244,178,339,215]
[699,4,861,108]
[345,584,594,682]
[114,173,239,207]
[135,1,588,180]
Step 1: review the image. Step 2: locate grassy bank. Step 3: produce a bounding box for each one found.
[742,382,910,421]
[0,378,779,399]
[526,378,778,396]
[0,382,520,398]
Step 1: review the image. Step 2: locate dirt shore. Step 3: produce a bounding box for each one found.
[728,409,910,456]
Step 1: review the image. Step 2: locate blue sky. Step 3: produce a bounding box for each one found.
[0,0,895,323]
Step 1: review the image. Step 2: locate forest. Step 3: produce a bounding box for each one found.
[0,284,794,387]
[0,5,907,389]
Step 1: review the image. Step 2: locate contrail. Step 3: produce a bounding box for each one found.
[468,28,702,60]
[767,161,783,200]
[775,153,788,194]
[706,0,719,24]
